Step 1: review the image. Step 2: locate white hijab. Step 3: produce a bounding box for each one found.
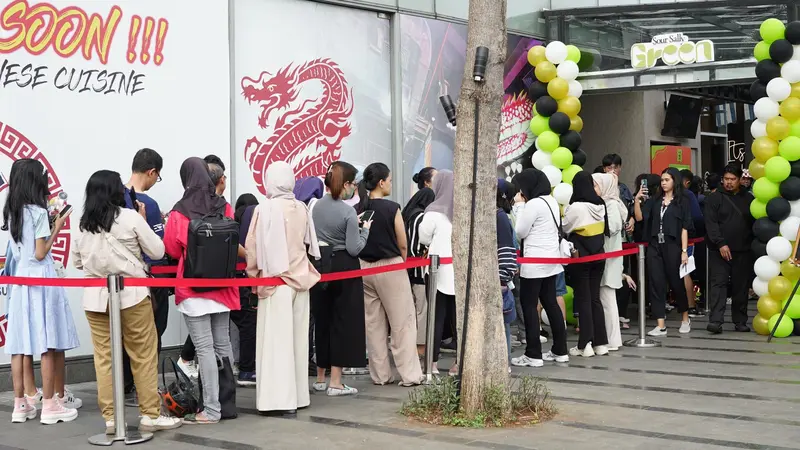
[256,162,320,277]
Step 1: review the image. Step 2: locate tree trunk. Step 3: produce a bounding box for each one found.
[452,0,510,416]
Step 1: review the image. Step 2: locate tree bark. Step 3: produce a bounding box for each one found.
[452,0,510,416]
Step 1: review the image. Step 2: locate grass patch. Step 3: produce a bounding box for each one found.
[400,375,557,428]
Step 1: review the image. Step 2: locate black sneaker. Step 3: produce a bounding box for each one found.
[734,323,751,332]
[706,322,723,334]
[688,308,705,318]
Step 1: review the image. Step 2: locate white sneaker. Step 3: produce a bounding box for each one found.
[511,355,544,367]
[105,420,115,435]
[647,326,667,337]
[327,385,358,396]
[58,388,82,409]
[26,388,43,406]
[542,351,569,363]
[40,400,78,425]
[569,343,595,358]
[593,345,609,356]
[539,335,548,344]
[177,358,199,379]
[619,317,630,324]
[11,401,36,423]
[679,320,691,334]
[607,346,620,352]
[139,415,183,432]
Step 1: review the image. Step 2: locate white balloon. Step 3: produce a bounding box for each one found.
[531,150,552,170]
[553,182,573,206]
[780,216,800,241]
[568,80,583,98]
[754,255,781,281]
[793,45,800,61]
[767,236,794,262]
[751,119,768,139]
[505,165,511,176]
[534,139,543,152]
[557,61,580,81]
[754,97,781,120]
[753,277,770,297]
[545,41,568,65]
[541,309,550,327]
[782,60,800,84]
[790,199,800,218]
[767,78,792,102]
[542,165,562,187]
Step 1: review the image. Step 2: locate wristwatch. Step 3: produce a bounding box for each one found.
[682,249,688,253]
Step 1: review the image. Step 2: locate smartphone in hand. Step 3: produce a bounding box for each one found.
[359,210,375,226]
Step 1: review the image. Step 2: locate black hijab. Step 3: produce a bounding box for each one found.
[401,187,435,224]
[513,168,551,201]
[172,157,228,219]
[234,193,258,223]
[570,170,610,236]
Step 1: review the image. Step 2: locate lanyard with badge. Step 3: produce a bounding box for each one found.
[658,201,668,244]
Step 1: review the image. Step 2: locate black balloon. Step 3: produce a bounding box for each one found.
[750,80,768,102]
[756,60,782,84]
[791,160,800,178]
[528,81,548,102]
[793,318,800,336]
[769,39,794,64]
[752,238,768,259]
[780,176,800,201]
[535,96,558,117]
[753,217,780,243]
[560,130,582,151]
[572,149,587,167]
[549,112,571,134]
[767,197,791,222]
[786,21,800,45]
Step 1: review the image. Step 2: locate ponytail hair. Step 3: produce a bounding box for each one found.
[412,167,436,190]
[357,162,391,213]
[324,161,357,200]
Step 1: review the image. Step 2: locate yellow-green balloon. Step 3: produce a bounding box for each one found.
[779,136,800,161]
[548,77,570,100]
[753,178,780,202]
[551,147,573,169]
[570,115,584,132]
[780,97,800,122]
[535,61,557,83]
[753,136,779,163]
[527,45,547,66]
[760,18,786,44]
[529,114,550,136]
[566,45,581,63]
[562,165,582,184]
[768,276,792,301]
[753,314,770,335]
[749,159,766,180]
[783,296,800,319]
[750,198,768,219]
[768,313,794,338]
[757,294,782,318]
[767,116,791,141]
[781,259,800,281]
[765,156,792,183]
[791,120,800,138]
[793,83,800,100]
[754,41,771,61]
[537,130,560,152]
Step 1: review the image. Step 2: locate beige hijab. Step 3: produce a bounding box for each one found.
[592,173,628,227]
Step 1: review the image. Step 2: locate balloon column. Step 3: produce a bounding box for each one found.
[749,18,800,338]
[526,41,587,207]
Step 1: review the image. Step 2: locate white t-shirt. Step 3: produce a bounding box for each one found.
[513,196,564,279]
[418,211,455,296]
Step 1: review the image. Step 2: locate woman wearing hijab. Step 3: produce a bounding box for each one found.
[231,193,260,385]
[402,168,437,356]
[418,170,457,375]
[510,169,568,367]
[245,162,320,414]
[634,167,692,336]
[592,173,631,351]
[564,171,609,357]
[294,177,324,209]
[163,157,244,424]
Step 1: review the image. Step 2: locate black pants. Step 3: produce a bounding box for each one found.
[229,305,257,373]
[647,238,688,319]
[124,284,170,391]
[431,291,456,363]
[519,275,567,358]
[180,335,195,361]
[694,242,707,305]
[616,256,633,319]
[569,261,607,349]
[708,249,751,326]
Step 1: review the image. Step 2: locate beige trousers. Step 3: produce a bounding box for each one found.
[361,257,423,385]
[411,284,428,345]
[255,286,310,411]
[600,286,623,349]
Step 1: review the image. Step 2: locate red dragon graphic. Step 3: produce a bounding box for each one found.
[241,58,354,194]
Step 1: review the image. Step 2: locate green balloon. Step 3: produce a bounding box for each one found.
[779,136,800,161]
[768,313,794,338]
[760,18,786,44]
[754,41,771,61]
[564,285,576,325]
[566,45,581,63]
[537,131,560,153]
[529,114,550,136]
[791,120,800,138]
[551,147,573,169]
[765,156,792,183]
[750,199,768,219]
[562,165,582,184]
[753,178,781,202]
[783,296,800,319]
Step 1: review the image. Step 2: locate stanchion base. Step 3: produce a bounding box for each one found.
[88,430,153,446]
[623,337,661,348]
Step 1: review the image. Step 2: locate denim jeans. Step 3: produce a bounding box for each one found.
[184,311,234,421]
[504,323,511,363]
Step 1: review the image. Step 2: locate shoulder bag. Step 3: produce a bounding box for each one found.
[538,198,574,259]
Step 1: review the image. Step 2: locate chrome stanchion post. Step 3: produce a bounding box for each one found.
[624,245,661,348]
[424,255,440,383]
[89,275,153,446]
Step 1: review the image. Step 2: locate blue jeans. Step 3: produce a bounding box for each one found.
[504,323,511,363]
[184,311,234,421]
[555,271,567,297]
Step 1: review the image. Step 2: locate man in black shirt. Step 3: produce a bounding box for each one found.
[704,165,754,334]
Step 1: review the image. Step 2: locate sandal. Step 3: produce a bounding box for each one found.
[183,412,218,425]
[326,385,358,396]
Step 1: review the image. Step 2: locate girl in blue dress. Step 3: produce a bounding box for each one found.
[2,159,80,425]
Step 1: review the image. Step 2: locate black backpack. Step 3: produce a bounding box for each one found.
[184,213,239,292]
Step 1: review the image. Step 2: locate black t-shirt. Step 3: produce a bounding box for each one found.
[640,196,692,242]
[359,198,402,263]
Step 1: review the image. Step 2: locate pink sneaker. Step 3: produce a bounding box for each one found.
[11,397,36,423]
[40,397,78,425]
